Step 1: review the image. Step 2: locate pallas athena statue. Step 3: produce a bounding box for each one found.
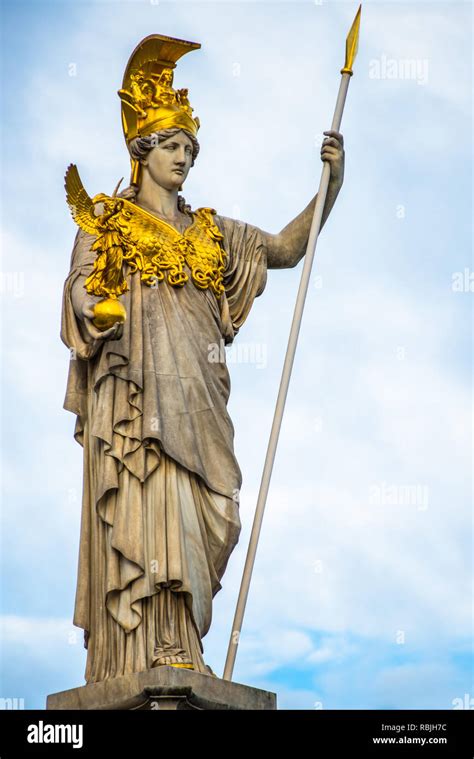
[61,34,344,683]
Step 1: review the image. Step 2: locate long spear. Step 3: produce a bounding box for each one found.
[223,5,362,682]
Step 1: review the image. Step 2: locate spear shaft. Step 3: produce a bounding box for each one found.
[223,5,362,682]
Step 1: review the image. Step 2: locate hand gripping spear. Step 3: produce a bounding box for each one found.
[223,5,362,682]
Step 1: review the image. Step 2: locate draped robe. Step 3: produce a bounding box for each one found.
[60,209,268,682]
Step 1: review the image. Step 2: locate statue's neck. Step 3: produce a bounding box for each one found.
[135,172,180,219]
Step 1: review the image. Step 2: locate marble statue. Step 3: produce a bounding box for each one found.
[60,34,344,683]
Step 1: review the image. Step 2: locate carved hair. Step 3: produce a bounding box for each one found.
[118,127,200,214]
[129,128,200,165]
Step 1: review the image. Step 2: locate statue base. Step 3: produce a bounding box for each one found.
[46,666,277,710]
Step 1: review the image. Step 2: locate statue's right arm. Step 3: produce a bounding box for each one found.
[71,273,94,321]
[71,276,123,341]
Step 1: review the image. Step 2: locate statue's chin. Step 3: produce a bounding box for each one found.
[153,179,184,191]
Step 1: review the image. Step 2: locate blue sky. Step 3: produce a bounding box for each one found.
[1,0,472,710]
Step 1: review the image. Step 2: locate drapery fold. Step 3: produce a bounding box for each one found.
[60,211,268,681]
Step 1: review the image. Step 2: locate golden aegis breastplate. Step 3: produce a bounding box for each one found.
[83,195,228,300]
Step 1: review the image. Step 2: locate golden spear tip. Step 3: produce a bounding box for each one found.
[341,4,362,76]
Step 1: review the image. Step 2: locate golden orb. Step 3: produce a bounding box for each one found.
[92,298,127,331]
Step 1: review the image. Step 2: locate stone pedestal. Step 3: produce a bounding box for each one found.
[46,666,277,710]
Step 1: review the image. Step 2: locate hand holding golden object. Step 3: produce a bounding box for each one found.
[92,296,127,331]
[78,295,125,341]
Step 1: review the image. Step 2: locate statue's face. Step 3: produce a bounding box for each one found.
[144,132,193,191]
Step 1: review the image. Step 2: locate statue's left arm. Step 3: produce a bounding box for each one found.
[262,130,345,270]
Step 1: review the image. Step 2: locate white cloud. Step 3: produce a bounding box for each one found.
[1,615,81,652]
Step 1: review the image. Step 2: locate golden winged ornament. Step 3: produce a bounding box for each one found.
[64,164,228,329]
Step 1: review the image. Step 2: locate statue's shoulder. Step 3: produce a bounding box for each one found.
[192,207,227,246]
[194,206,218,222]
[206,212,248,242]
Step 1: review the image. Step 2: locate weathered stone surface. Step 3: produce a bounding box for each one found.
[46,666,277,710]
